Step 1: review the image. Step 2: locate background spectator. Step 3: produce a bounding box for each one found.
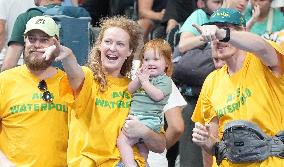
[1,0,63,71]
[1,0,90,72]
[271,0,284,12]
[82,0,110,26]
[162,0,198,33]
[137,0,167,42]
[62,0,85,6]
[244,0,284,36]
[109,0,136,18]
[178,0,222,53]
[0,0,35,67]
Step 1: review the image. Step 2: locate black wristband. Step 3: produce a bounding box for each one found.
[219,28,230,42]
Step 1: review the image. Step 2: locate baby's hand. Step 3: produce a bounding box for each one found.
[137,64,150,84]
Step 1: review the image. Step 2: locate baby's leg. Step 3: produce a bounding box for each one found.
[117,133,137,167]
[137,143,150,167]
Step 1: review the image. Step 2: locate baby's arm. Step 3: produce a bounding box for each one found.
[139,65,166,101]
[140,79,165,101]
[128,77,141,94]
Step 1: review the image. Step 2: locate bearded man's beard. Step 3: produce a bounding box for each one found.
[24,49,56,71]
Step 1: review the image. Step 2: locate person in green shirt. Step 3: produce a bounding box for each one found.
[1,0,63,72]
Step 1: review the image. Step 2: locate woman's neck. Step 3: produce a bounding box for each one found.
[108,70,123,78]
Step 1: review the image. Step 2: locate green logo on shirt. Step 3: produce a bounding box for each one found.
[216,87,252,117]
[9,93,68,114]
[95,91,131,109]
[10,103,68,114]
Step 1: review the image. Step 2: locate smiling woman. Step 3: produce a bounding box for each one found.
[99,27,133,77]
[53,16,168,167]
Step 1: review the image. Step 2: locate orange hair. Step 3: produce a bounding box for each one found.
[139,38,173,77]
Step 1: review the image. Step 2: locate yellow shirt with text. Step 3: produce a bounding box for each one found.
[61,67,144,167]
[192,42,284,167]
[0,65,68,167]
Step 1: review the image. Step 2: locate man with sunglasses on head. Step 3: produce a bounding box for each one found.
[0,16,68,167]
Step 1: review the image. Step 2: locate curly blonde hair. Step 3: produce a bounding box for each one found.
[87,16,143,91]
[139,39,173,77]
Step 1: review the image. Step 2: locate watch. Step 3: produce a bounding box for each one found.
[219,28,230,42]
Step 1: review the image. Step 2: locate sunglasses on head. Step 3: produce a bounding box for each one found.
[38,80,53,103]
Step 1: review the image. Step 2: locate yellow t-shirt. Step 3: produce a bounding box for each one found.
[61,67,144,167]
[192,42,284,167]
[0,65,68,167]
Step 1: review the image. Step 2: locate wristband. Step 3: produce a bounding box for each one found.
[219,28,230,42]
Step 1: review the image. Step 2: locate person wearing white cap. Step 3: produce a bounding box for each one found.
[0,16,69,167]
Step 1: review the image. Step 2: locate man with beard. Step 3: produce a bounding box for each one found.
[0,16,69,167]
[192,8,284,167]
[1,0,63,71]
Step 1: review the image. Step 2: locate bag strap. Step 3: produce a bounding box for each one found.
[266,8,273,34]
[27,6,47,13]
[27,6,62,15]
[27,5,90,18]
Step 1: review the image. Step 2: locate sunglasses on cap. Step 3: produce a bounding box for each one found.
[38,80,53,103]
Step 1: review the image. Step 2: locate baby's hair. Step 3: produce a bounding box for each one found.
[139,39,173,76]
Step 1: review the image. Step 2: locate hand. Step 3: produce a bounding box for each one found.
[192,122,211,147]
[166,19,178,33]
[0,151,16,167]
[251,5,260,23]
[122,115,149,139]
[136,64,150,84]
[39,38,73,62]
[192,24,225,43]
[157,9,166,21]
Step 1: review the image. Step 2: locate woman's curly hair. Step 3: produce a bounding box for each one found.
[87,16,143,91]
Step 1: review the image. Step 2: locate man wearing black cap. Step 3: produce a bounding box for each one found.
[191,8,284,167]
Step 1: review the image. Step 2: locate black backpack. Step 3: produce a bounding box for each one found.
[172,44,215,87]
[168,7,216,87]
